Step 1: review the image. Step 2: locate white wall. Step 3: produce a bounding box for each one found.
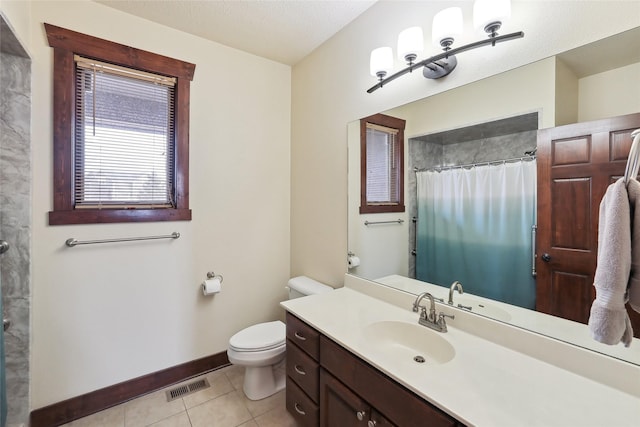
[578,62,640,122]
[555,58,579,126]
[392,57,557,135]
[1,0,31,55]
[291,1,640,287]
[27,0,291,408]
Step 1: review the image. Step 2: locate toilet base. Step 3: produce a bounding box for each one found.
[243,361,286,400]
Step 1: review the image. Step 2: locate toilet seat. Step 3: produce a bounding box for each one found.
[229,320,285,352]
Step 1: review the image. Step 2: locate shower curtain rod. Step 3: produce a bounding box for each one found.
[414,155,536,173]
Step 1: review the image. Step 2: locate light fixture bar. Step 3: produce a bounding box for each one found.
[366,31,524,93]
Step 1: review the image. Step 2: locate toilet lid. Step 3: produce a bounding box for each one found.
[229,320,286,351]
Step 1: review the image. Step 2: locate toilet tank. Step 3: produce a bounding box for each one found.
[287,276,333,299]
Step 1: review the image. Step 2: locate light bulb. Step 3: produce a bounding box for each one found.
[432,7,463,49]
[397,27,424,65]
[474,0,511,35]
[370,47,393,80]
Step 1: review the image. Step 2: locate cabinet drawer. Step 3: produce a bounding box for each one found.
[286,376,319,427]
[286,313,320,360]
[287,339,320,402]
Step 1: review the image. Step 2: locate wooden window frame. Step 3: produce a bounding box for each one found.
[45,23,195,225]
[360,113,406,214]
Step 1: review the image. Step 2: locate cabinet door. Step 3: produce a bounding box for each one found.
[370,409,394,427]
[320,369,372,427]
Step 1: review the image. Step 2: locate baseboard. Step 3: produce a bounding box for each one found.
[30,351,230,427]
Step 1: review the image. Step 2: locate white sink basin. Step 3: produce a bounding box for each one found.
[362,320,455,365]
[452,296,512,322]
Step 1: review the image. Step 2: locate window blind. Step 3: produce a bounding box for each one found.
[74,55,176,208]
[366,124,399,204]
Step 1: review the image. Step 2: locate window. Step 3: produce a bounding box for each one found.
[360,114,406,213]
[45,23,195,225]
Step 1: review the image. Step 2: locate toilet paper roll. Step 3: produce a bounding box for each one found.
[347,256,360,268]
[202,277,222,295]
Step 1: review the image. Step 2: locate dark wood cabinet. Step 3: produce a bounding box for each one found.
[286,313,460,427]
[286,378,319,427]
[286,338,320,402]
[286,313,321,427]
[320,369,394,427]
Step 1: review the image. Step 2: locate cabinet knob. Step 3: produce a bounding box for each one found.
[356,411,366,421]
[294,365,306,375]
[294,331,307,341]
[368,421,377,427]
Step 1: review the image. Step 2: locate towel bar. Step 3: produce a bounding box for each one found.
[364,219,404,226]
[65,232,180,247]
[624,129,640,184]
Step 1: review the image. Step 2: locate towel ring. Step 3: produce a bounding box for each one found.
[624,129,640,185]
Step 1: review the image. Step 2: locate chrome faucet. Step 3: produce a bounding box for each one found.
[448,281,463,305]
[413,292,437,321]
[412,292,454,333]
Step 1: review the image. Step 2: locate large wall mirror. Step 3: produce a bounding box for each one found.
[348,27,640,366]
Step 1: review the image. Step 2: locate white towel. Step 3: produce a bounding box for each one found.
[588,178,633,347]
[628,179,640,313]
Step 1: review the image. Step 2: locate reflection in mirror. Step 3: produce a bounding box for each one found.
[348,27,640,366]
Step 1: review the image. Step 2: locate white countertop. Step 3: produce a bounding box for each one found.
[281,282,640,427]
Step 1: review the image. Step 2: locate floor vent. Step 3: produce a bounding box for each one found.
[166,378,210,401]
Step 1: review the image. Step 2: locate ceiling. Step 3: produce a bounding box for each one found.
[95,0,377,66]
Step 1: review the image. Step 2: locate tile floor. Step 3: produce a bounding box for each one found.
[61,365,298,427]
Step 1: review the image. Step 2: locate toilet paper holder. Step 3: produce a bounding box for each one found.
[207,271,224,283]
[347,252,360,269]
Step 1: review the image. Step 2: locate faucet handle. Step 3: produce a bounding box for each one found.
[438,312,455,321]
[419,306,428,319]
[437,312,454,332]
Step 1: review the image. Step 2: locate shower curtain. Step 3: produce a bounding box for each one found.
[416,160,537,309]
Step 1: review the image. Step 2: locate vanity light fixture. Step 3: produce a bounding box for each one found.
[367,0,523,93]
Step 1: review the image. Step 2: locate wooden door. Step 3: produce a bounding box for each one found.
[536,113,640,334]
[319,369,371,426]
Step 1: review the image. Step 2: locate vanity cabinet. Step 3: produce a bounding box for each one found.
[286,313,461,427]
[286,313,321,427]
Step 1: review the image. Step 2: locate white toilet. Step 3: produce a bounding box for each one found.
[227,276,332,400]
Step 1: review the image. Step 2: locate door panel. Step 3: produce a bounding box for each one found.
[552,137,591,165]
[537,113,640,335]
[551,271,593,323]
[551,178,592,250]
[320,369,369,427]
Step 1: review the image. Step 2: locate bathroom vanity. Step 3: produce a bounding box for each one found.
[281,274,640,426]
[285,312,457,427]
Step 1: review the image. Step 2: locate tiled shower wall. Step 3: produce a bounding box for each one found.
[1,15,32,426]
[407,130,537,277]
